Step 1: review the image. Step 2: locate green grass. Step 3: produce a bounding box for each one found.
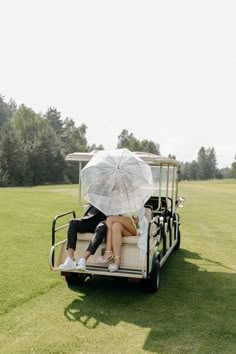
[0,181,235,353]
[0,185,82,315]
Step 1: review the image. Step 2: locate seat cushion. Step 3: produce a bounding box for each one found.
[77,232,94,241]
[77,232,140,245]
[122,235,140,244]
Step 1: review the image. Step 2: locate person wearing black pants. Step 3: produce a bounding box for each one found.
[59,205,107,271]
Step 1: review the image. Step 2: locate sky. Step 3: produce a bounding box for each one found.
[1,0,235,168]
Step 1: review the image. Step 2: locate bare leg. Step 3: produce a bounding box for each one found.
[102,217,114,260]
[99,216,137,268]
[106,215,137,235]
[111,222,123,267]
[105,218,113,251]
[68,248,75,260]
[109,217,137,270]
[83,251,91,261]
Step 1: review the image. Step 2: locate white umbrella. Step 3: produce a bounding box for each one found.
[80,148,154,215]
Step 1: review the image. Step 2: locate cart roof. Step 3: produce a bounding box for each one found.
[65,151,180,167]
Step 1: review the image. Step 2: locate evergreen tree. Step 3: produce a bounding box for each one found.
[231,155,236,178]
[0,123,25,186]
[198,147,207,179]
[0,95,12,126]
[179,162,191,180]
[198,146,217,180]
[190,160,200,180]
[45,107,63,136]
[207,147,217,178]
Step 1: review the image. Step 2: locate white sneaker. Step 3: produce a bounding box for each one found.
[59,257,76,271]
[77,258,86,271]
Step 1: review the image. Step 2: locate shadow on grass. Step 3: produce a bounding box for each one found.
[63,249,236,353]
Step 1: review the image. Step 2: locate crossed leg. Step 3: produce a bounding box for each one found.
[104,215,137,269]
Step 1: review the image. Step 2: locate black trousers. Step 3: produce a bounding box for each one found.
[67,214,107,255]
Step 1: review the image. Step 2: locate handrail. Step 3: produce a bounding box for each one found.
[49,239,66,270]
[144,205,153,279]
[51,210,76,267]
[52,210,76,246]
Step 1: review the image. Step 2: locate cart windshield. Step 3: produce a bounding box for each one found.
[151,165,178,207]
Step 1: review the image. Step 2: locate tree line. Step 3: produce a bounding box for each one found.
[179,149,235,180]
[0,94,235,186]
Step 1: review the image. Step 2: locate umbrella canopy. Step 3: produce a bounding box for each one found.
[80,148,154,215]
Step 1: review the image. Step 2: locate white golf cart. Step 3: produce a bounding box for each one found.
[49,151,184,292]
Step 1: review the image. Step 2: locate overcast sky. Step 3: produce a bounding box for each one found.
[1,0,235,168]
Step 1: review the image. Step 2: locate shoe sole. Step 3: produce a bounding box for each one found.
[95,257,114,264]
[59,266,76,271]
[76,267,86,271]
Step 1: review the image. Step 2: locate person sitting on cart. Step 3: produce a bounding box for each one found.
[96,206,148,272]
[59,204,107,271]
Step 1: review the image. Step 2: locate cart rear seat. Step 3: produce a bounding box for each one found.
[76,207,153,244]
[55,207,157,271]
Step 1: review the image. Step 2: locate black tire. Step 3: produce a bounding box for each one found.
[174,229,181,250]
[142,260,160,293]
[64,272,92,287]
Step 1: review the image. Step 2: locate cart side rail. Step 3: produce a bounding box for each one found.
[51,210,76,267]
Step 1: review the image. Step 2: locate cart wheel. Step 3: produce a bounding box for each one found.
[174,229,181,250]
[142,260,160,293]
[64,272,92,287]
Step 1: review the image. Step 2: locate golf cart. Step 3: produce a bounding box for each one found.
[49,151,184,292]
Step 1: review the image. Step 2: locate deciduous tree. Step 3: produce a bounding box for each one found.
[117,129,160,154]
[10,105,65,185]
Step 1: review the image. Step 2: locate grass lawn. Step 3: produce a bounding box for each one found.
[0,181,235,353]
